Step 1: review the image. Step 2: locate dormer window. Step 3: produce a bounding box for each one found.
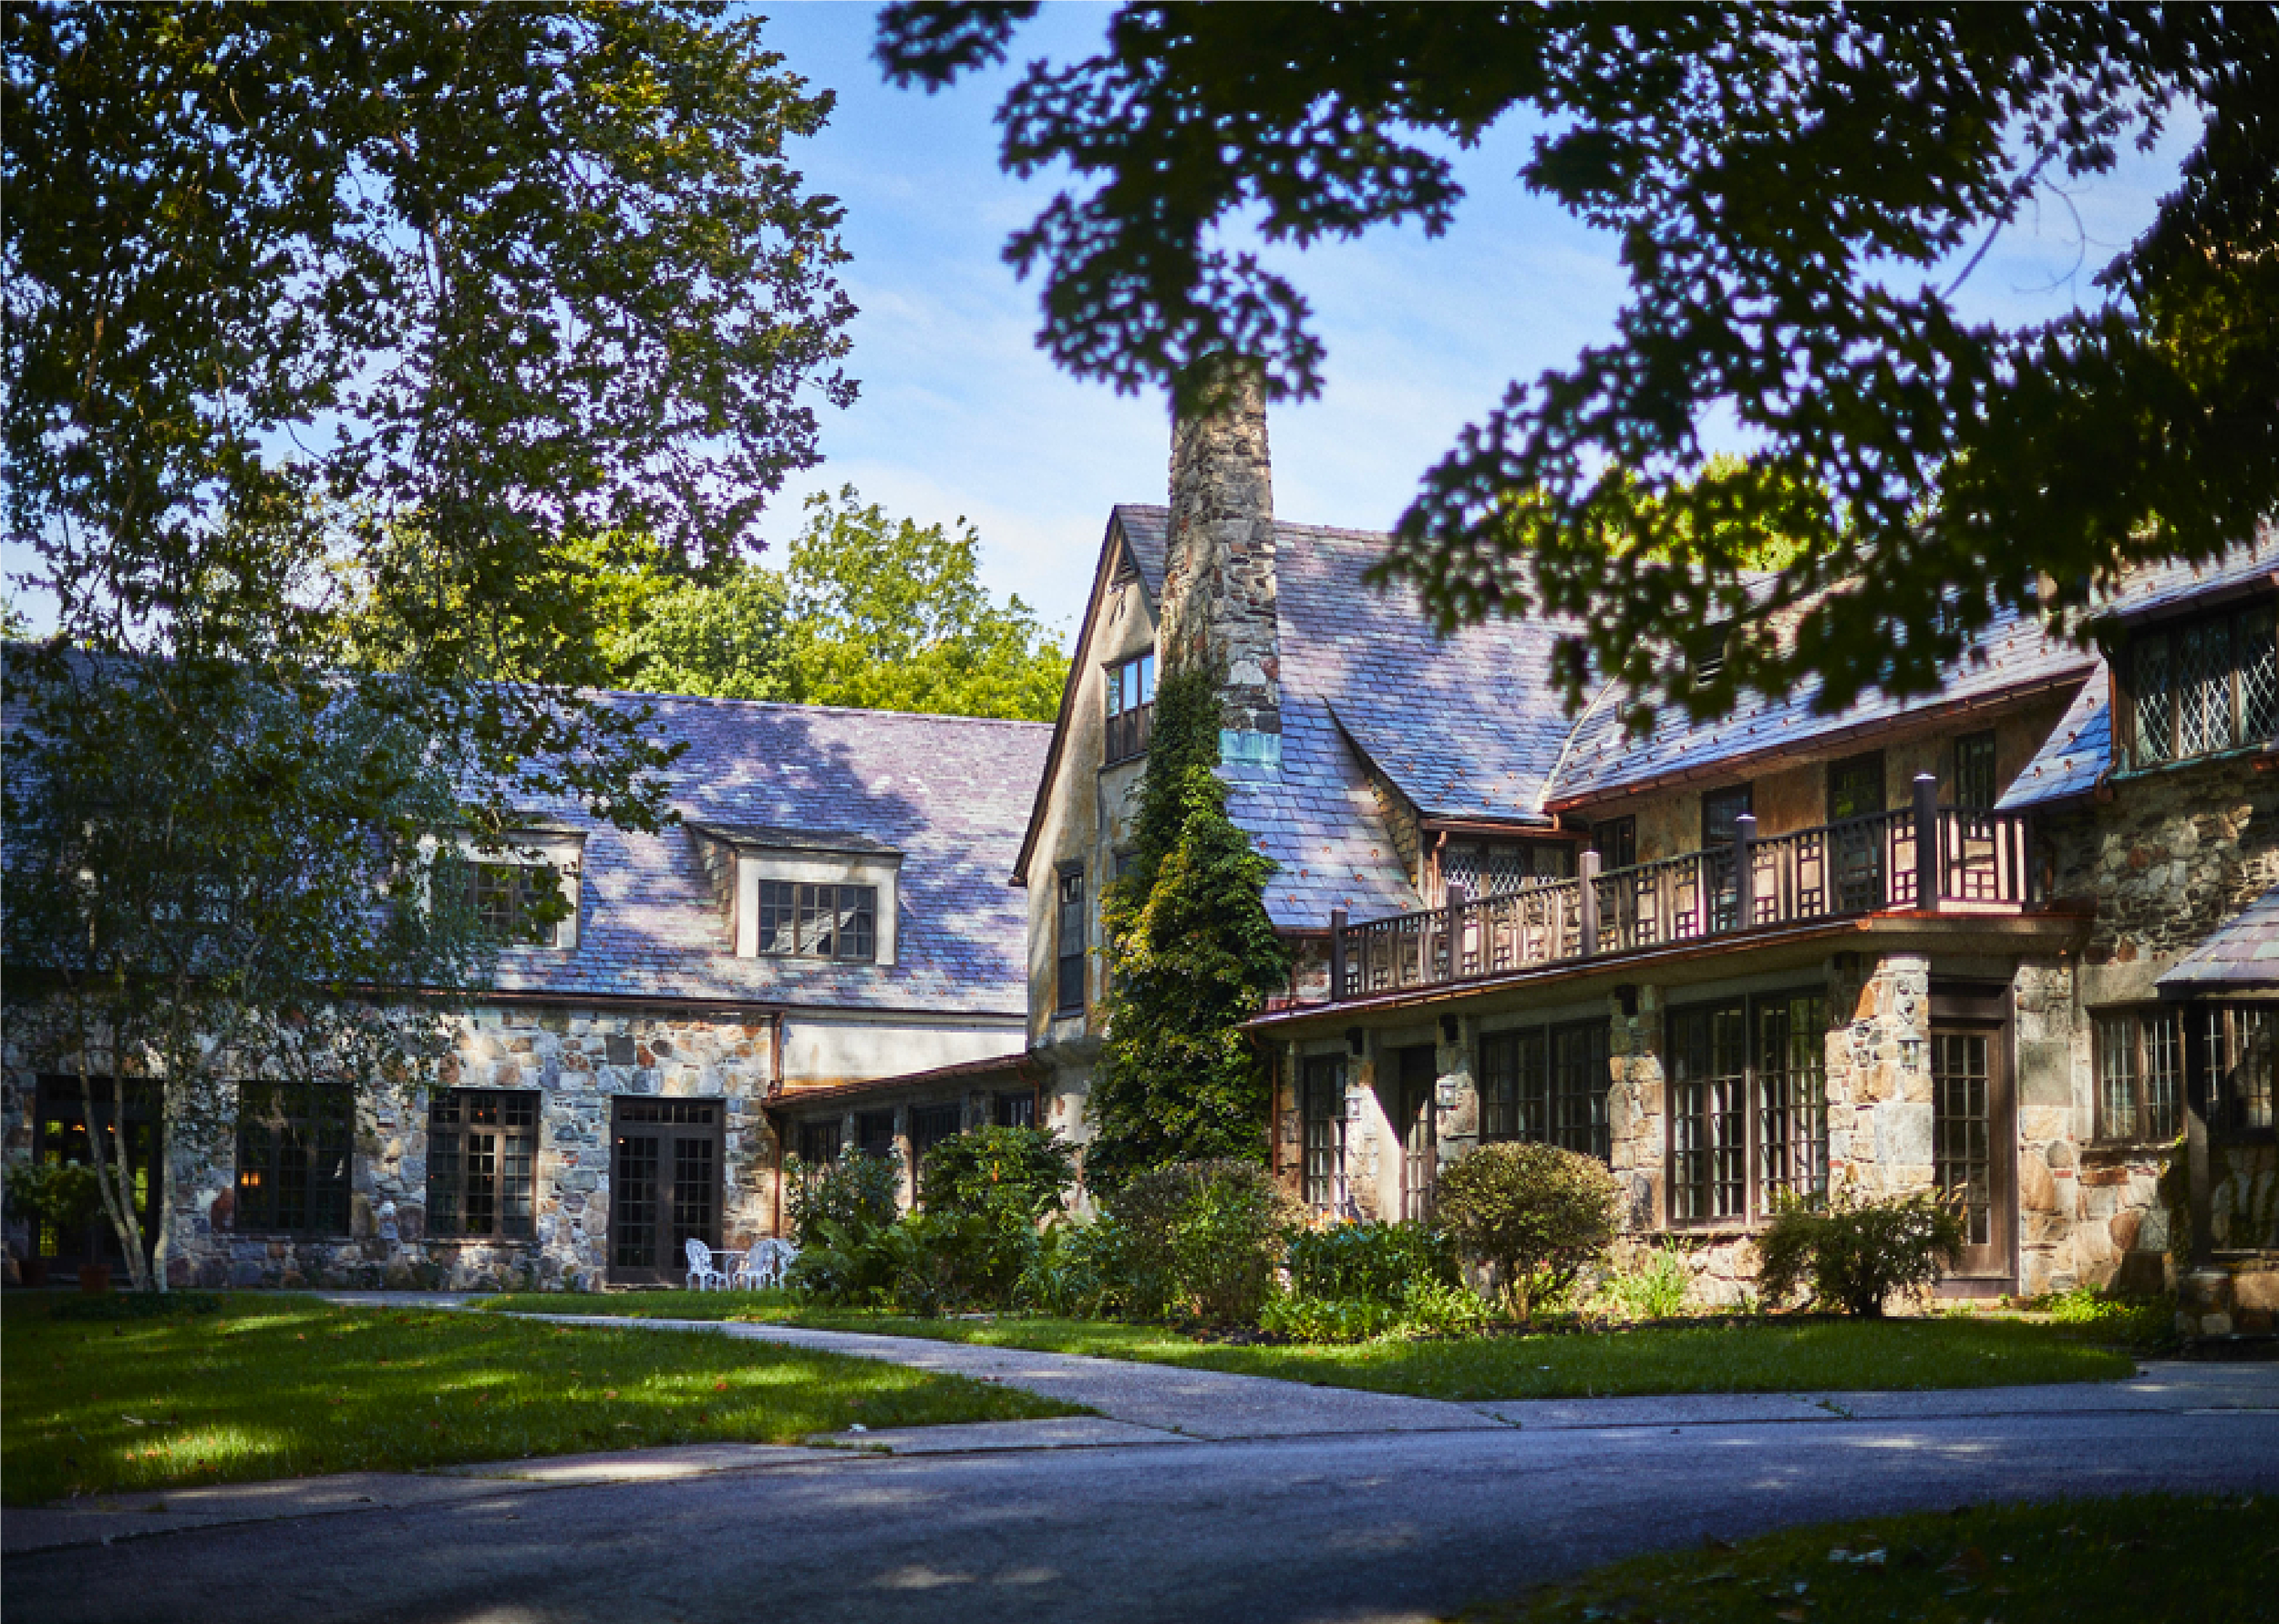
[469,860,567,947]
[758,880,877,962]
[1105,651,1156,765]
[442,829,583,951]
[686,821,902,967]
[2119,599,2277,771]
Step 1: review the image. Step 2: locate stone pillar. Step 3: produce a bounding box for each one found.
[1607,983,1665,1230]
[1826,951,1934,1197]
[1162,356,1282,770]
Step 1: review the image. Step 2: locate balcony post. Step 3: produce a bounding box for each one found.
[1329,909,1347,1001]
[1732,814,1756,931]
[1579,849,1601,957]
[1913,772,1939,910]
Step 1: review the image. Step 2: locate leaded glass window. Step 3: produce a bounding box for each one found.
[2125,601,2279,770]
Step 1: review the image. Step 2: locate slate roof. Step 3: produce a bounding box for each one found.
[1996,676,2111,810]
[488,693,1049,1014]
[1544,595,2099,807]
[1113,505,1579,928]
[2159,883,2279,995]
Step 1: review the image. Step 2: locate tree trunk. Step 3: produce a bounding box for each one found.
[79,1060,152,1292]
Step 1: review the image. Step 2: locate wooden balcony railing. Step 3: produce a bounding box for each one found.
[1329,775,2037,1001]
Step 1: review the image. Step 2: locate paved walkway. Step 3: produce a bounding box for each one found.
[7,1296,2274,1562]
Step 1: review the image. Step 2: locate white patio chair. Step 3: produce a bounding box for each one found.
[684,1237,728,1291]
[733,1238,798,1290]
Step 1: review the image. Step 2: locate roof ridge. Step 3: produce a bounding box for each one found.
[586,685,1054,729]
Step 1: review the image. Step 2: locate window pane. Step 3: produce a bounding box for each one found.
[2240,607,2278,744]
[1934,1033,1994,1249]
[2144,1010,2181,1140]
[2133,632,2171,766]
[1551,1021,1609,1161]
[1477,1033,1517,1141]
[2096,1013,2139,1141]
[1758,994,1827,1206]
[1954,732,1998,813]
[1302,1055,1344,1211]
[1670,1003,1747,1221]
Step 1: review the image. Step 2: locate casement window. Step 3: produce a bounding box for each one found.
[855,1109,896,1163]
[1056,867,1087,1013]
[757,880,876,961]
[427,1090,538,1240]
[993,1091,1036,1129]
[2094,1008,2184,1144]
[1105,651,1157,765]
[2119,599,2279,771]
[469,861,567,947]
[1954,730,2000,813]
[235,1081,354,1236]
[1477,1020,1611,1161]
[1300,1054,1346,1213]
[1667,992,1828,1224]
[795,1120,842,1167]
[1589,817,1636,873]
[1439,838,1573,901]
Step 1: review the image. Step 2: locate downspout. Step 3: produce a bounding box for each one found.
[768,1012,787,1239]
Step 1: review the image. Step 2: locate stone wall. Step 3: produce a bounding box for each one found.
[2051,755,2279,971]
[4,1001,780,1293]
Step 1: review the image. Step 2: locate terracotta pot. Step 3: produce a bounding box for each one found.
[20,1257,50,1289]
[77,1261,111,1295]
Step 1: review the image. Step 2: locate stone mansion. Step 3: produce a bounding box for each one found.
[7,389,2275,1331]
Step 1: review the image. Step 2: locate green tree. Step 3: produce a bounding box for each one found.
[2,653,500,1291]
[6,3,857,824]
[878,5,2277,724]
[779,486,1067,720]
[611,567,795,703]
[1088,669,1288,1195]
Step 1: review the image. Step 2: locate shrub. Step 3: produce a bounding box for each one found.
[784,1149,901,1249]
[918,1126,1078,1226]
[4,1160,104,1236]
[881,1209,1036,1318]
[1435,1142,1624,1323]
[783,1217,899,1308]
[1015,1218,1125,1318]
[1261,1276,1495,1344]
[1592,1241,1694,1321]
[1110,1159,1301,1324]
[1284,1220,1459,1307]
[1755,1187,1967,1317]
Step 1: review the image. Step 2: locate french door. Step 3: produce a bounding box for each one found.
[1932,1027,2013,1280]
[609,1097,723,1283]
[1397,1045,1438,1222]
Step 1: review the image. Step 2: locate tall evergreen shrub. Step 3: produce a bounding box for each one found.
[1088,668,1288,1194]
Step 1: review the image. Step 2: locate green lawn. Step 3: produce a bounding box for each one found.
[1448,1492,2278,1624]
[0,1292,1079,1506]
[483,1293,2137,1401]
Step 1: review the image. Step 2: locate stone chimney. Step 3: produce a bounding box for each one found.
[1161,357,1282,769]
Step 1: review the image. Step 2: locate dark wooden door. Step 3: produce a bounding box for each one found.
[610,1097,722,1283]
[1933,1028,2013,1279]
[1397,1045,1438,1223]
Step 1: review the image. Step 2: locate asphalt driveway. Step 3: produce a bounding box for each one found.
[7,1352,2274,1624]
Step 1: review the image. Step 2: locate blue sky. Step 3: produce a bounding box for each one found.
[753,4,2200,639]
